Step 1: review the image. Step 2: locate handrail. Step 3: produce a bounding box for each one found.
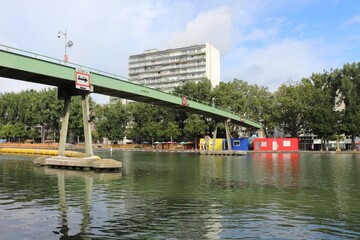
[0,44,129,81]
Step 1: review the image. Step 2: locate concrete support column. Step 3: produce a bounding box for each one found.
[82,94,93,157]
[212,124,218,150]
[59,96,72,156]
[225,120,232,150]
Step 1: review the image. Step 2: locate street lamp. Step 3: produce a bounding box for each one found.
[58,30,73,63]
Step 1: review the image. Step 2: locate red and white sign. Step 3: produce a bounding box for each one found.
[182,95,187,106]
[75,70,91,91]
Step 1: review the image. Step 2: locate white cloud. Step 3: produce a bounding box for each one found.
[345,15,360,25]
[222,39,329,91]
[240,27,278,43]
[167,7,233,54]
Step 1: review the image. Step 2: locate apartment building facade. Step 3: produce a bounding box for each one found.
[128,43,220,92]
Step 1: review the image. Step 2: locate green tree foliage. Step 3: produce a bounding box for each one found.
[302,73,339,149]
[212,79,274,130]
[0,123,14,141]
[173,78,212,103]
[0,92,19,125]
[125,102,180,143]
[338,63,360,149]
[0,122,38,142]
[183,114,206,139]
[95,100,128,143]
[162,122,181,141]
[68,96,96,143]
[143,121,163,143]
[37,89,63,138]
[272,83,307,137]
[0,88,90,142]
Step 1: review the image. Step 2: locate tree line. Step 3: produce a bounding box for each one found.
[0,62,359,149]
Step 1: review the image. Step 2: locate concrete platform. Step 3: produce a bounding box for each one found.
[199,150,247,156]
[34,156,122,171]
[34,165,122,180]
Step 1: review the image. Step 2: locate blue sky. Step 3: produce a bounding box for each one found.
[1,0,359,103]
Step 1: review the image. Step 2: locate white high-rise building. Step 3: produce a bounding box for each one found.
[128,43,220,92]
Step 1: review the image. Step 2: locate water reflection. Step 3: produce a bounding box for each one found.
[33,167,121,239]
[252,153,300,188]
[198,153,360,239]
[199,153,300,189]
[1,152,360,239]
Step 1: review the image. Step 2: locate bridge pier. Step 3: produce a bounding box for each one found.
[39,85,121,172]
[208,121,232,151]
[81,94,93,157]
[59,95,72,156]
[212,124,218,150]
[57,89,93,157]
[225,120,232,150]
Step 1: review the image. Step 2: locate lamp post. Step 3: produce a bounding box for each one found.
[58,30,73,63]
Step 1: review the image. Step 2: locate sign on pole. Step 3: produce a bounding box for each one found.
[75,69,91,91]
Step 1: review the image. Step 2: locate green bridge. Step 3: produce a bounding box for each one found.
[0,44,263,155]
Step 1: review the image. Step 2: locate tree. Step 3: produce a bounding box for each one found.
[302,73,339,150]
[0,123,14,142]
[272,82,307,137]
[0,92,20,125]
[338,63,360,150]
[163,122,181,141]
[183,114,206,138]
[95,100,128,143]
[36,88,63,140]
[68,95,96,143]
[173,78,212,103]
[126,102,180,143]
[12,122,28,142]
[0,122,30,142]
[143,121,163,143]
[211,79,274,136]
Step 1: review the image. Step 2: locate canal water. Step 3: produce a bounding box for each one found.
[0,151,360,239]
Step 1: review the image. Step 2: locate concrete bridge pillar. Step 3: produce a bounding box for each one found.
[212,124,218,150]
[57,88,93,157]
[58,95,72,156]
[225,120,232,150]
[82,94,93,157]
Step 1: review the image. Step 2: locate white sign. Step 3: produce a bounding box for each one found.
[75,70,91,91]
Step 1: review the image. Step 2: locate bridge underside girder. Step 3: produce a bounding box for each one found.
[0,67,69,87]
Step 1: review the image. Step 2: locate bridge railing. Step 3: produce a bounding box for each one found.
[171,92,256,121]
[0,44,128,82]
[0,44,260,125]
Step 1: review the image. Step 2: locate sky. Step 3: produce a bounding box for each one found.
[1,0,360,104]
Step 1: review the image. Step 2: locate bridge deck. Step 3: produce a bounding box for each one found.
[0,44,262,129]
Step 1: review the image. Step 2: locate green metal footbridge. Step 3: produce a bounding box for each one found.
[0,44,263,155]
